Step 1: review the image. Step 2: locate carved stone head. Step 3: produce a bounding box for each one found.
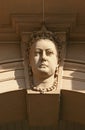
[27,26,61,93]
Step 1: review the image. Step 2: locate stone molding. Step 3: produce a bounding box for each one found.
[0,13,85,41]
[0,13,84,93]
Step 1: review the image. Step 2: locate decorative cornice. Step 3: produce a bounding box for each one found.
[1,13,85,41]
[0,76,24,83]
[64,59,85,73]
[63,76,85,83]
[0,59,23,73]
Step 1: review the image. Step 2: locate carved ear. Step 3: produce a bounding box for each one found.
[54,65,59,78]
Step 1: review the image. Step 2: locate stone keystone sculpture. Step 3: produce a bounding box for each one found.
[27,25,62,94]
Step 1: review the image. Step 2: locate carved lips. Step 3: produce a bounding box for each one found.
[39,62,48,68]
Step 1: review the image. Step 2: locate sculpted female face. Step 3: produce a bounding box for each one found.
[29,39,58,78]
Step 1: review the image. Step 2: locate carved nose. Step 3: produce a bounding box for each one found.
[42,51,46,60]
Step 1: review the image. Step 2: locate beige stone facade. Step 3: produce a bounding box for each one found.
[0,0,85,129]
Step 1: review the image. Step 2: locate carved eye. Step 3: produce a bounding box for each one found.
[46,50,54,56]
[35,50,42,56]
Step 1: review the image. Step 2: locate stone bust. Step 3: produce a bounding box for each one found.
[27,27,61,94]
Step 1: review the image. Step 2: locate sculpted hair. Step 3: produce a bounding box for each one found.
[27,25,62,64]
[26,25,62,87]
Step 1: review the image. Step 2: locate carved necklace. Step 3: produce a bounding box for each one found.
[32,79,57,94]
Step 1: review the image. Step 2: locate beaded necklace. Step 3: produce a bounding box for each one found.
[32,79,57,94]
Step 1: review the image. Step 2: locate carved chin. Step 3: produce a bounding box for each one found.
[38,68,48,72]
